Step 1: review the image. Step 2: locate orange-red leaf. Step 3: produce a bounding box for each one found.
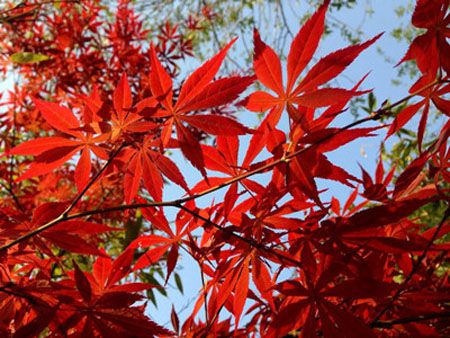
[286,0,329,92]
[176,122,206,177]
[176,38,236,109]
[9,137,78,156]
[124,154,143,203]
[74,148,91,191]
[294,88,367,108]
[73,262,92,303]
[386,101,424,138]
[180,115,252,136]
[150,44,173,109]
[33,98,80,133]
[113,73,132,112]
[253,29,283,95]
[294,33,382,93]
[177,76,254,113]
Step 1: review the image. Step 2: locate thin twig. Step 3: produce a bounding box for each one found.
[372,310,450,328]
[176,203,304,268]
[200,0,244,72]
[199,261,209,325]
[278,0,294,39]
[1,143,126,251]
[62,143,127,217]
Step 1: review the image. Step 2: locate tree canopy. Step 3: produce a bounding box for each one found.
[0,0,449,337]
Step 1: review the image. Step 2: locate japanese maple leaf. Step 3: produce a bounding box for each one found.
[79,74,159,142]
[399,0,450,76]
[149,42,254,176]
[87,248,150,295]
[197,248,272,329]
[129,205,200,283]
[264,127,379,209]
[269,256,387,337]
[311,185,443,254]
[229,191,316,234]
[49,257,173,337]
[0,273,61,337]
[359,153,396,202]
[108,73,159,142]
[386,79,450,150]
[9,98,108,191]
[196,135,266,216]
[242,0,380,127]
[118,135,190,203]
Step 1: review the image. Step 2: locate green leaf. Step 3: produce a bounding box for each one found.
[146,289,157,307]
[368,92,376,110]
[174,272,183,294]
[11,52,50,64]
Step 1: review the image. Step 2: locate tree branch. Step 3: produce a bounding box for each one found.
[0,143,126,252]
[62,142,127,217]
[372,311,450,328]
[0,79,440,252]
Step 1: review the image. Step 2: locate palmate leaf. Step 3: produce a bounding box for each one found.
[149,40,254,176]
[8,99,108,191]
[399,0,450,75]
[271,258,381,337]
[129,205,193,283]
[292,33,382,94]
[243,1,381,127]
[44,251,173,337]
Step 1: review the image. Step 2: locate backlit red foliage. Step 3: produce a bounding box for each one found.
[0,0,449,337]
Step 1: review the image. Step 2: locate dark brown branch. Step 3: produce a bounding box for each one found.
[0,283,49,308]
[372,311,450,328]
